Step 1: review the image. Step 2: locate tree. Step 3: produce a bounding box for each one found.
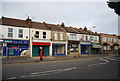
[107,1,120,16]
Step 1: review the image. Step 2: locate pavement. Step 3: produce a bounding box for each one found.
[1,53,117,64]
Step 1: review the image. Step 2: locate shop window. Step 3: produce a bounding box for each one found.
[34,31,39,38]
[8,28,13,37]
[18,29,23,38]
[69,44,78,52]
[81,45,90,54]
[43,32,46,39]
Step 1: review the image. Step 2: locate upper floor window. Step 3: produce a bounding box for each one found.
[90,36,93,41]
[82,35,84,41]
[95,37,97,41]
[43,32,46,39]
[108,38,110,42]
[34,31,39,38]
[60,33,63,40]
[70,34,77,40]
[103,37,106,42]
[8,28,13,37]
[114,39,116,42]
[85,36,88,41]
[111,38,113,42]
[18,29,23,38]
[54,33,57,40]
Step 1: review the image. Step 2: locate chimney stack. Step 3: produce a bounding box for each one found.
[61,22,65,27]
[26,16,32,26]
[84,26,87,31]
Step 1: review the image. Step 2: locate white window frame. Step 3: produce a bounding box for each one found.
[8,28,13,37]
[43,32,46,39]
[60,33,63,40]
[85,36,88,41]
[54,32,58,40]
[114,38,116,42]
[108,38,110,42]
[103,37,106,42]
[111,38,113,42]
[34,31,39,38]
[18,29,23,38]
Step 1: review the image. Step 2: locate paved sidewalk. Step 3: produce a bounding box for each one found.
[2,54,115,64]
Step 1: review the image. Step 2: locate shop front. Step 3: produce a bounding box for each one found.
[32,42,50,57]
[52,43,66,56]
[68,41,79,55]
[80,42,91,54]
[91,44,101,54]
[102,43,110,54]
[3,40,29,56]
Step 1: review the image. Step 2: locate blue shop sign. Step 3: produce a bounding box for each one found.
[3,40,29,44]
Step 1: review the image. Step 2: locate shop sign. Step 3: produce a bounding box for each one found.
[3,40,29,44]
[33,40,50,43]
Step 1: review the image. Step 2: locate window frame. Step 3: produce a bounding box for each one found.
[54,32,58,40]
[18,29,23,38]
[43,32,46,39]
[8,28,13,37]
[34,31,39,38]
[60,33,63,40]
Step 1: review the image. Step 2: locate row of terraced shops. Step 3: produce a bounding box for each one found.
[0,17,119,58]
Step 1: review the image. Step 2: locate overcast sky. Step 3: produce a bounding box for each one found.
[0,0,119,35]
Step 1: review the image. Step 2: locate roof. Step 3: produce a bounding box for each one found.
[0,16,29,28]
[99,33,118,37]
[72,27,89,34]
[84,30,95,35]
[63,26,78,33]
[0,16,51,30]
[46,23,65,32]
[31,22,50,30]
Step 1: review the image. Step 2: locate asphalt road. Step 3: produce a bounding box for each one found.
[2,55,120,80]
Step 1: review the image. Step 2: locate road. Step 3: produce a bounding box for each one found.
[2,55,119,80]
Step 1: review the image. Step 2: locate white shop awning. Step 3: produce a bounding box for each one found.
[92,45,101,48]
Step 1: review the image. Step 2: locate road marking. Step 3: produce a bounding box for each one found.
[88,58,110,67]
[20,75,29,78]
[7,77,16,79]
[88,63,100,66]
[105,57,116,61]
[64,67,76,71]
[9,67,77,79]
[99,58,109,63]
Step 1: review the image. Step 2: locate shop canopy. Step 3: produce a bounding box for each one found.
[92,45,101,48]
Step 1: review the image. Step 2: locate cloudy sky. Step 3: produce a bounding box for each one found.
[0,0,119,35]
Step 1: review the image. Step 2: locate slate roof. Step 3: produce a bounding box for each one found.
[31,22,50,30]
[0,16,51,30]
[72,27,89,34]
[84,30,95,35]
[0,16,29,28]
[46,23,65,32]
[63,26,78,33]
